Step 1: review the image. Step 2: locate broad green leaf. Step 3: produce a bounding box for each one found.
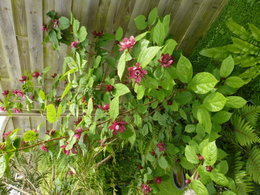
[189,72,218,94]
[185,145,199,164]
[61,83,72,99]
[175,91,192,105]
[185,124,196,133]
[38,90,46,100]
[94,55,101,68]
[202,141,217,166]
[69,103,77,116]
[225,76,245,88]
[0,156,6,178]
[23,130,38,142]
[191,180,209,195]
[148,8,158,25]
[203,92,226,112]
[73,19,80,34]
[212,111,232,124]
[113,83,130,97]
[225,96,247,108]
[87,98,93,116]
[115,27,123,41]
[109,97,119,120]
[176,55,193,83]
[79,26,87,42]
[152,20,165,45]
[162,39,177,55]
[209,171,229,186]
[135,84,145,100]
[117,51,126,80]
[220,56,234,78]
[135,32,149,42]
[216,160,229,174]
[46,104,57,123]
[134,15,147,30]
[141,76,158,89]
[58,16,70,30]
[138,46,161,68]
[158,156,169,169]
[197,108,212,133]
[57,104,63,118]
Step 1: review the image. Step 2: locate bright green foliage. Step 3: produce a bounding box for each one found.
[176,55,193,83]
[247,147,260,184]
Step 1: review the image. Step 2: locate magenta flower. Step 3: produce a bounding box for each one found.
[99,104,110,111]
[92,31,104,38]
[12,89,24,97]
[71,146,77,154]
[3,131,12,138]
[206,165,213,172]
[70,41,79,48]
[128,63,147,84]
[53,19,59,28]
[0,107,6,112]
[60,144,70,155]
[154,176,162,184]
[150,150,156,156]
[141,184,152,194]
[13,108,22,113]
[158,54,175,67]
[105,85,114,92]
[32,72,41,78]
[2,90,9,96]
[74,133,81,140]
[157,142,166,152]
[109,121,128,135]
[19,76,27,83]
[42,24,48,32]
[51,73,57,78]
[40,145,48,152]
[75,127,83,134]
[119,36,136,51]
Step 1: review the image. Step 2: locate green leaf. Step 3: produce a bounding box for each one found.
[209,171,229,186]
[115,27,123,41]
[148,8,158,25]
[176,55,193,83]
[23,130,38,142]
[202,141,217,166]
[117,51,126,80]
[185,145,199,164]
[162,39,177,55]
[225,76,245,88]
[212,111,232,124]
[141,76,158,89]
[175,91,192,105]
[134,15,147,30]
[220,56,234,78]
[109,97,119,120]
[191,180,209,195]
[152,20,165,45]
[57,104,63,118]
[46,104,57,123]
[216,160,229,174]
[158,156,169,169]
[73,19,80,35]
[0,156,6,178]
[58,16,70,30]
[197,108,212,134]
[38,90,46,100]
[225,96,247,108]
[61,83,72,99]
[222,191,237,195]
[203,92,226,112]
[135,84,145,100]
[189,72,218,94]
[87,98,93,116]
[185,124,196,133]
[78,26,87,42]
[113,83,130,97]
[138,46,161,68]
[135,32,149,42]
[46,11,57,19]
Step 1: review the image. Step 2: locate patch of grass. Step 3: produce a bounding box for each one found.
[189,0,260,104]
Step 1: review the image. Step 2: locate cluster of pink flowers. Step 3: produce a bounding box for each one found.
[119,36,136,51]
[109,121,128,135]
[141,184,152,194]
[156,142,166,152]
[74,127,83,140]
[60,143,77,155]
[128,63,147,84]
[12,89,24,97]
[19,76,27,83]
[2,90,9,96]
[158,54,175,67]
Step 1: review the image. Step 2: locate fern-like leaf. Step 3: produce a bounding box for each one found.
[226,19,251,41]
[246,147,260,184]
[231,115,260,146]
[238,105,260,128]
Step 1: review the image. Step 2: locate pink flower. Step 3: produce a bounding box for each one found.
[70,41,79,48]
[2,90,9,96]
[12,89,24,97]
[75,127,83,134]
[53,19,59,28]
[3,131,12,138]
[109,121,128,135]
[99,104,110,111]
[197,154,204,161]
[119,36,136,51]
[74,133,81,140]
[150,150,156,156]
[42,24,48,32]
[141,184,152,194]
[19,76,27,83]
[32,72,41,78]
[128,63,147,84]
[71,146,77,154]
[0,107,6,112]
[154,176,162,184]
[158,54,175,67]
[13,108,22,113]
[60,144,70,155]
[206,165,213,172]
[92,31,104,38]
[46,129,55,136]
[105,85,114,92]
[40,145,48,152]
[51,73,57,78]
[157,142,166,152]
